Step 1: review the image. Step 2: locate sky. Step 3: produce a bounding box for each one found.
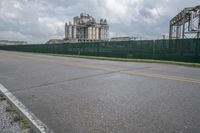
[0,0,199,43]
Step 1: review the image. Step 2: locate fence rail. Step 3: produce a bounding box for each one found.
[0,39,199,63]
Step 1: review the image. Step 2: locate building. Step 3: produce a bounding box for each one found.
[110,37,133,42]
[0,40,27,45]
[45,38,78,44]
[65,13,109,42]
[46,39,65,44]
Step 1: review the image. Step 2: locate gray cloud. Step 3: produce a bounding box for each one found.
[0,0,199,43]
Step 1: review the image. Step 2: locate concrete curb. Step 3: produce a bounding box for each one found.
[0,83,54,133]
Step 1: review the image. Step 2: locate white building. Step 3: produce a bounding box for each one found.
[65,13,109,42]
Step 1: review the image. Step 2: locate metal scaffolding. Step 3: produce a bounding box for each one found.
[169,5,200,39]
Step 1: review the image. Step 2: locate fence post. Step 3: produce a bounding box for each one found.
[180,39,183,58]
[195,39,199,62]
[97,42,99,56]
[153,40,156,59]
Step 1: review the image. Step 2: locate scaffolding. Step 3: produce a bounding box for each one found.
[169,5,200,39]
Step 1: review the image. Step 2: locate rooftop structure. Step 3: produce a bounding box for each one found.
[65,13,109,42]
[169,5,200,39]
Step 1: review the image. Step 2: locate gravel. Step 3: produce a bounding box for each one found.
[0,98,31,133]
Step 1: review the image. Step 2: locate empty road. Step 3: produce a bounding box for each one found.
[0,50,200,133]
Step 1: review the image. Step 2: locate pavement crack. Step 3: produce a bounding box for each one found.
[11,69,126,93]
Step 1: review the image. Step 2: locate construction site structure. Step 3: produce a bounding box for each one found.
[65,13,109,42]
[169,5,200,39]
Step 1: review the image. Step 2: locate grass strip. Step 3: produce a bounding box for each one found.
[48,53,200,68]
[0,93,6,101]
[6,106,33,131]
[1,50,200,68]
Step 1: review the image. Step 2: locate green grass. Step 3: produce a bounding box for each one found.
[6,106,17,113]
[2,50,200,68]
[0,94,6,101]
[13,114,32,130]
[13,115,23,122]
[6,106,33,131]
[47,53,200,68]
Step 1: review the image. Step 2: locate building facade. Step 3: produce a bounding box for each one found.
[65,13,109,42]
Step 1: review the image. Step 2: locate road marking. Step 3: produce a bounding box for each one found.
[1,51,200,84]
[0,52,117,71]
[123,71,200,84]
[0,83,54,133]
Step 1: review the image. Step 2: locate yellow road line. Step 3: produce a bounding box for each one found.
[0,52,116,71]
[1,51,200,84]
[123,71,200,84]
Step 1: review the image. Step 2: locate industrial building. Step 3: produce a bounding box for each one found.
[169,5,200,39]
[65,13,109,42]
[0,40,27,45]
[45,38,78,44]
[110,37,133,42]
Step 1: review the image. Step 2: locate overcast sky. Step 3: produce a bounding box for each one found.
[0,0,199,43]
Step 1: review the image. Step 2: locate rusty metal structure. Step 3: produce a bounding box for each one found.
[169,5,200,39]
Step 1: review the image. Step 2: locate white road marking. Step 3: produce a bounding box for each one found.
[0,83,54,133]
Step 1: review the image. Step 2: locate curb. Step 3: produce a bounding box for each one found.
[0,83,54,133]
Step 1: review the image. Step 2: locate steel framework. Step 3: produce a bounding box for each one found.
[169,5,200,39]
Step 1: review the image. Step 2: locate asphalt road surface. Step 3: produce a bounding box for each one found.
[0,50,200,133]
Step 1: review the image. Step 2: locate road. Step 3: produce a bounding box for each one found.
[0,50,200,133]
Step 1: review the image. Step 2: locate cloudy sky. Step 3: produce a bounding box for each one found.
[0,0,199,43]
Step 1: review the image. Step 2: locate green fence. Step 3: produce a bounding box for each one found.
[0,39,200,63]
